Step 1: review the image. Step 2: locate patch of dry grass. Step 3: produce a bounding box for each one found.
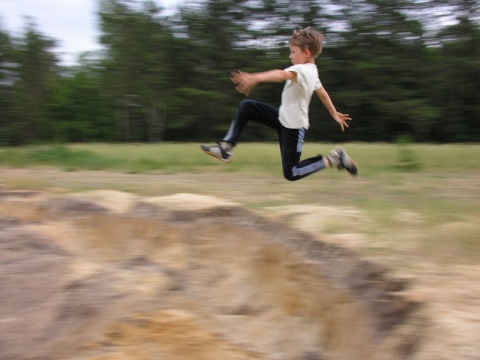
[1,142,479,263]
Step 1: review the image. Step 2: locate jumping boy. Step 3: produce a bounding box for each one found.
[200,27,357,180]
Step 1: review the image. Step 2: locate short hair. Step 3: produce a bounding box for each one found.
[289,27,324,58]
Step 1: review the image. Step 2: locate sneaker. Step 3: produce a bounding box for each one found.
[328,146,358,176]
[200,142,233,163]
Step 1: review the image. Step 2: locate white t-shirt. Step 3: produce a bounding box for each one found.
[279,63,322,129]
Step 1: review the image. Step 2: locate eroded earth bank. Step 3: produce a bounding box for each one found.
[1,190,422,360]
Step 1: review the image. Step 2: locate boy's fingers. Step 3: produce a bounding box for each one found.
[230,71,252,96]
[234,83,251,96]
[231,71,240,83]
[235,83,247,94]
[231,71,245,82]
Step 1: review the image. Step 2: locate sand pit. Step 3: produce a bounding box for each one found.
[0,190,421,360]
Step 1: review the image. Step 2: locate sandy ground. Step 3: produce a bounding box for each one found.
[1,167,480,359]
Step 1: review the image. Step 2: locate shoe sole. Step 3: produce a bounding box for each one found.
[200,146,233,163]
[341,155,358,176]
[344,160,358,176]
[333,147,358,176]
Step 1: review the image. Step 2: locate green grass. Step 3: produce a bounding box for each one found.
[1,142,478,174]
[0,145,120,171]
[1,142,479,263]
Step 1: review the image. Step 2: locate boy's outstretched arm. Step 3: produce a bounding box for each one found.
[315,86,352,132]
[231,70,295,96]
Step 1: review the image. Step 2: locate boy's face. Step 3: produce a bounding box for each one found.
[289,45,311,65]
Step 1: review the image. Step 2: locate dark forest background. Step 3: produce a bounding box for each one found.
[1,0,479,145]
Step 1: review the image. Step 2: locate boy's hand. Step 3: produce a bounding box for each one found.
[333,112,352,132]
[231,71,257,96]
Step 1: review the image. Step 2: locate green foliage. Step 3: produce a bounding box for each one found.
[1,0,480,144]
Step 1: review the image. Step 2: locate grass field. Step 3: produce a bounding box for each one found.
[1,142,480,264]
[2,142,480,359]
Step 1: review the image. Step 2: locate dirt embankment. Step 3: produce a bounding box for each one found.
[0,190,421,360]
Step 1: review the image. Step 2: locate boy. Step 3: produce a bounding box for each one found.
[200,27,357,180]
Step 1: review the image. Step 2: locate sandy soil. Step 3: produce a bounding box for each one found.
[0,167,479,359]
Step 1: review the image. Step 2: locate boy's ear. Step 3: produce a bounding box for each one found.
[303,48,312,57]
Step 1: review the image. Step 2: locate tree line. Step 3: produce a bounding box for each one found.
[1,0,479,145]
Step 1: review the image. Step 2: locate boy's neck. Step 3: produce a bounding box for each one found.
[303,57,315,64]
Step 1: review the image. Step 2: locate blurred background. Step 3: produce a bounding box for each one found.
[0,0,479,146]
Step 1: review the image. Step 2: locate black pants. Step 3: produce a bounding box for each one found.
[223,99,326,181]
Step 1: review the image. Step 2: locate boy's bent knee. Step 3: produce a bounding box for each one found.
[239,99,255,109]
[283,171,297,181]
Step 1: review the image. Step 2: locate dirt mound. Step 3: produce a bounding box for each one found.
[0,190,421,360]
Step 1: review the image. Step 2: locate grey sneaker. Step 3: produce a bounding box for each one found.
[328,146,358,176]
[200,142,233,163]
